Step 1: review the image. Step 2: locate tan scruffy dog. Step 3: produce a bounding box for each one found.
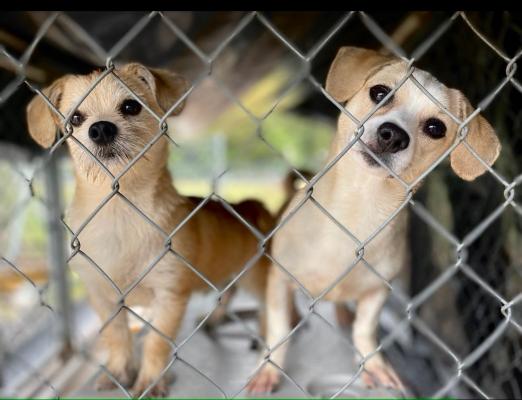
[26,63,274,397]
[247,47,501,394]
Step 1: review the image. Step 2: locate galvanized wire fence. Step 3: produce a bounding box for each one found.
[0,10,521,399]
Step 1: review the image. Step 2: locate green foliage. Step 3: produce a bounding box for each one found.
[261,111,333,172]
[168,65,335,178]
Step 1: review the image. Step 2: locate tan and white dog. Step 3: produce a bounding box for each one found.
[247,47,501,393]
[26,64,273,397]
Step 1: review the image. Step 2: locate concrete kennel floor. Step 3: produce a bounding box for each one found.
[70,290,405,398]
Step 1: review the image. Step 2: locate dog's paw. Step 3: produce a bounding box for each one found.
[246,364,280,395]
[361,359,405,391]
[132,375,169,398]
[95,364,137,391]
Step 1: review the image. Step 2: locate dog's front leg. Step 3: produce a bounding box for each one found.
[88,291,136,391]
[247,266,292,394]
[353,288,404,390]
[132,289,189,398]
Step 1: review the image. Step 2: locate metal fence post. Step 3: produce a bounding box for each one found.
[44,152,73,358]
[0,330,4,390]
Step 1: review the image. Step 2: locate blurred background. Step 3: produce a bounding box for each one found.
[0,11,521,398]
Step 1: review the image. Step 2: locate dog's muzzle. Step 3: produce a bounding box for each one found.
[376,122,409,153]
[89,121,118,146]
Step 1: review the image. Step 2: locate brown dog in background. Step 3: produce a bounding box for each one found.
[26,63,273,397]
[247,47,501,394]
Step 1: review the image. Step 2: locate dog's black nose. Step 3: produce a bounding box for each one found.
[377,122,410,153]
[89,121,117,145]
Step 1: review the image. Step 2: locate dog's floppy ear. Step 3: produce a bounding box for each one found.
[26,77,67,148]
[448,89,501,181]
[125,63,189,115]
[325,46,394,103]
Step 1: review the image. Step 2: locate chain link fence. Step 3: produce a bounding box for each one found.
[0,10,521,399]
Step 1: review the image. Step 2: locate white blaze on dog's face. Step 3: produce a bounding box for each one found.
[26,64,187,181]
[326,47,501,183]
[344,63,453,181]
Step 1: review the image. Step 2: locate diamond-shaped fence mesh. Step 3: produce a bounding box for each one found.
[0,10,521,399]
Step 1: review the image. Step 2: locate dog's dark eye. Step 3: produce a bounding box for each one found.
[423,118,446,139]
[120,99,142,116]
[369,85,392,105]
[70,112,85,127]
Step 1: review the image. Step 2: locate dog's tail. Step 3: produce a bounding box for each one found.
[277,169,315,220]
[234,199,275,235]
[235,169,315,237]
